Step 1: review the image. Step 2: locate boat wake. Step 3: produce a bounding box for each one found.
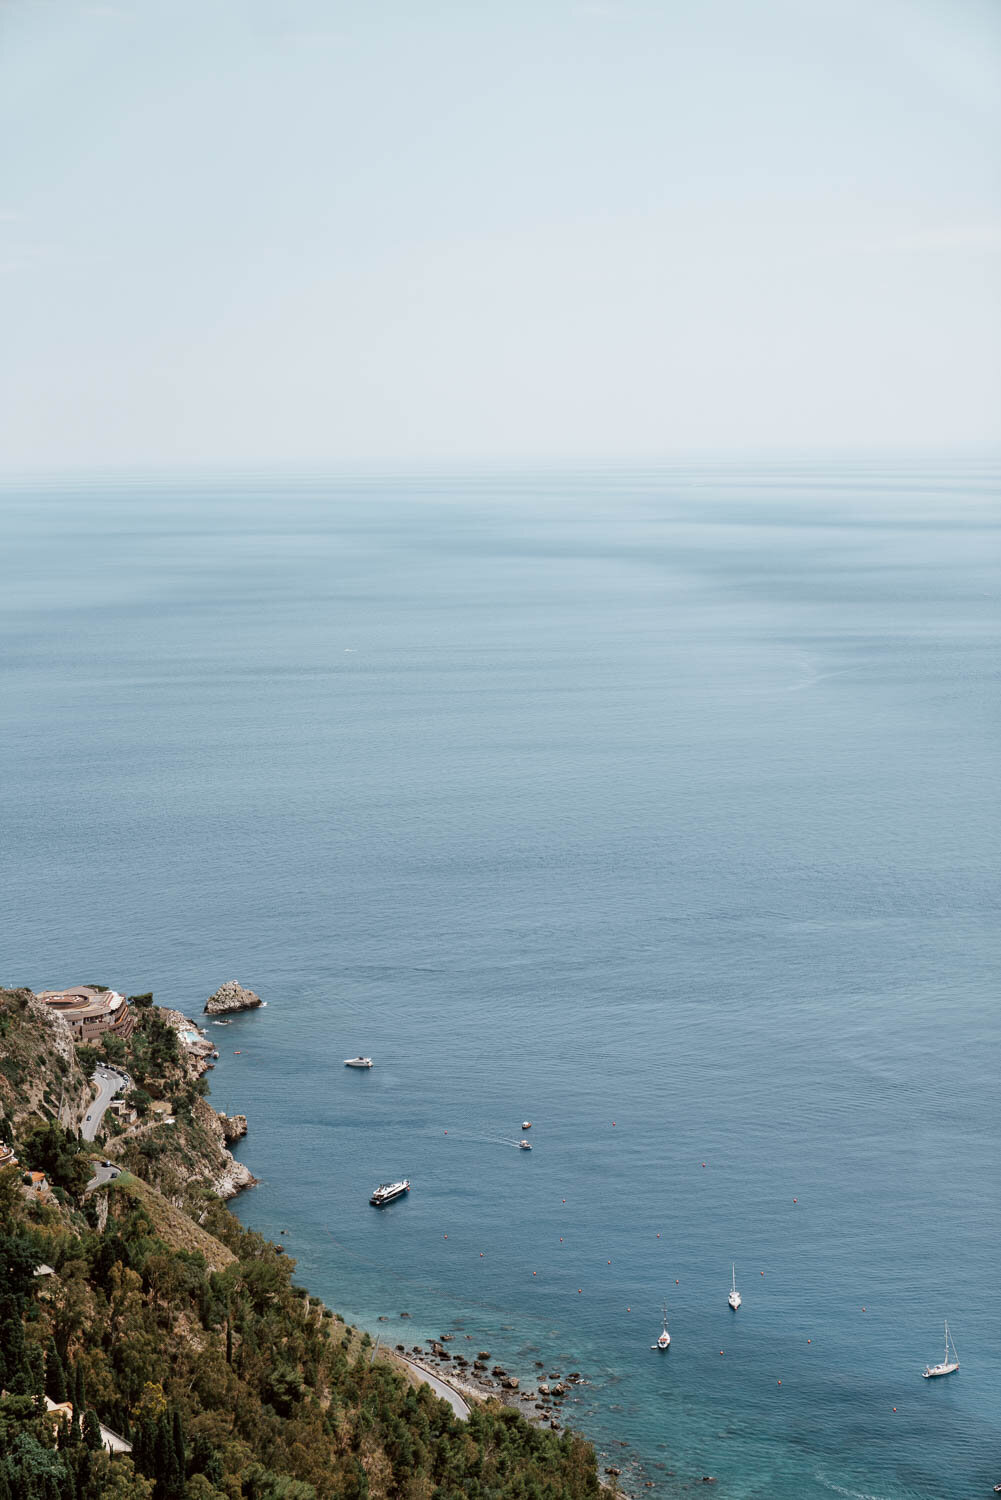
[815,1476,900,1500]
[444,1130,528,1150]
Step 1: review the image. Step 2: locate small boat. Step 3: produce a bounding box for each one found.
[728,1264,741,1310]
[370,1179,410,1207]
[522,1121,532,1130]
[651,1304,671,1351]
[519,1139,532,1150]
[922,1320,959,1378]
[344,1057,373,1068]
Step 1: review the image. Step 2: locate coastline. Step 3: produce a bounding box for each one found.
[179,1011,631,1487]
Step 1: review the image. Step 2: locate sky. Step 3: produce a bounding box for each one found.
[1,0,999,467]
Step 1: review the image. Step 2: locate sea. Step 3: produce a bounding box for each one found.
[1,460,998,1499]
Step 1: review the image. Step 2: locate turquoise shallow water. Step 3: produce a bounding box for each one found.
[1,463,999,1497]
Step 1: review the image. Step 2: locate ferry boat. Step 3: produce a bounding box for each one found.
[370,1179,410,1207]
[651,1304,671,1351]
[922,1321,959,1378]
[344,1057,373,1069]
[519,1139,532,1150]
[728,1264,741,1310]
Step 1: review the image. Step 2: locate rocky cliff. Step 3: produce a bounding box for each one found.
[0,986,94,1133]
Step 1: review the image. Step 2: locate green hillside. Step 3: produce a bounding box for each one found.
[0,988,604,1500]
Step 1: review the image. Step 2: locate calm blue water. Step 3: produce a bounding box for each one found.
[2,463,999,1498]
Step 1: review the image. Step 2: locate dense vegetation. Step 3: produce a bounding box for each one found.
[0,989,603,1500]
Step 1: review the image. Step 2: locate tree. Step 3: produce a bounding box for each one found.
[45,1338,67,1404]
[20,1123,91,1198]
[82,1411,103,1453]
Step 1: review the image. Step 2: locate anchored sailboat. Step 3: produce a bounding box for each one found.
[728,1264,741,1310]
[651,1304,671,1351]
[922,1321,959,1378]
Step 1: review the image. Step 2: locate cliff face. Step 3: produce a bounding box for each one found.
[204,979,263,1014]
[0,986,94,1132]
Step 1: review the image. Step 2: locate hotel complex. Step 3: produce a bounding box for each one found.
[35,986,135,1043]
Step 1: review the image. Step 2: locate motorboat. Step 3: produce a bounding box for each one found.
[922,1321,959,1378]
[651,1304,671,1350]
[370,1179,410,1207]
[519,1139,532,1150]
[522,1121,532,1129]
[344,1057,373,1068]
[728,1264,741,1310]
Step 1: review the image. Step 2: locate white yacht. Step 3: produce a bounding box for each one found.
[370,1179,410,1207]
[728,1264,741,1310]
[922,1321,959,1378]
[521,1121,532,1130]
[519,1138,533,1150]
[344,1057,373,1068]
[651,1304,671,1351]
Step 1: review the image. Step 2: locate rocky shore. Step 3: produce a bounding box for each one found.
[385,1329,589,1433]
[204,979,263,1015]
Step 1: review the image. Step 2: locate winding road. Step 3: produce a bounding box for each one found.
[80,1066,129,1143]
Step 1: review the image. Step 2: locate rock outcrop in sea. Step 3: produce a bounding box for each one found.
[217,1112,248,1142]
[204,980,263,1015]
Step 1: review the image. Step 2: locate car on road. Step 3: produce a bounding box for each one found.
[101,1160,112,1167]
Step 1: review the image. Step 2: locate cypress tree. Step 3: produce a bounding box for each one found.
[82,1409,103,1452]
[46,1336,68,1403]
[72,1360,86,1416]
[171,1408,185,1478]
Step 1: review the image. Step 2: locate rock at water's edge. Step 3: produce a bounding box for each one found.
[205,981,263,1015]
[217,1112,248,1142]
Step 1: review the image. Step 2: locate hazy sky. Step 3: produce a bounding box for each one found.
[2,0,999,466]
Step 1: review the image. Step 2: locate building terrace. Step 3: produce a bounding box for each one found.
[35,985,135,1043]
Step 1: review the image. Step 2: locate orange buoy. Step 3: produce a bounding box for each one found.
[578,1288,582,1294]
[657,1233,661,1238]
[675,1279,679,1285]
[761,1271,765,1276]
[719,1350,724,1356]
[444,1234,448,1239]
[777,1380,782,1386]
[793,1198,797,1203]
[608,1260,611,1264]
[612,1122,616,1126]
[807,1339,812,1344]
[533,1271,537,1276]
[627,1306,631,1311]
[701,1162,706,1168]
[892,1407,897,1412]
[480,1252,484,1257]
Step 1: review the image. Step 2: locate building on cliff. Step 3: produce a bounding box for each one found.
[34,985,136,1043]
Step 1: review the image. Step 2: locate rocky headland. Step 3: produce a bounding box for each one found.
[204,978,263,1014]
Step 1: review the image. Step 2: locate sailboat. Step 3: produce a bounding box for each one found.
[651,1304,671,1351]
[728,1264,741,1310]
[922,1321,959,1378]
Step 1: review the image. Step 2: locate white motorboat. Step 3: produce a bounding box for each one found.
[370,1179,410,1207]
[922,1321,959,1378]
[522,1121,532,1130]
[728,1264,741,1310]
[519,1138,532,1150]
[651,1304,671,1350]
[344,1057,373,1068]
